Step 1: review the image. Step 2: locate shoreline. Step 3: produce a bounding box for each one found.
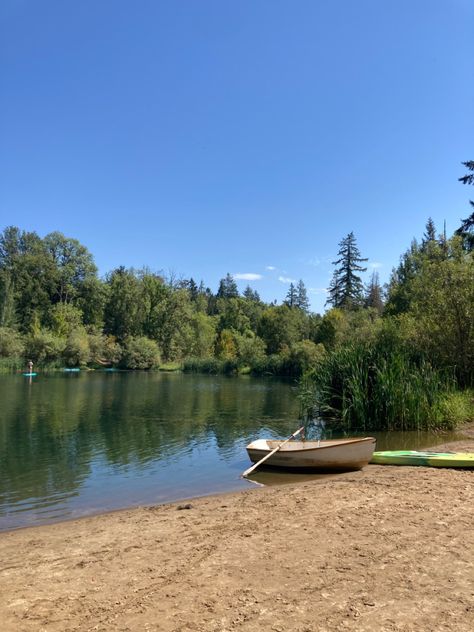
[3,424,473,537]
[1,433,473,631]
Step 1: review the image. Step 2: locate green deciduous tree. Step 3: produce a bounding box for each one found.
[104,267,142,341]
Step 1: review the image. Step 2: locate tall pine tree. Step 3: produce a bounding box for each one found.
[364,271,384,314]
[455,160,474,250]
[326,232,368,309]
[284,282,297,307]
[216,273,239,299]
[296,279,310,312]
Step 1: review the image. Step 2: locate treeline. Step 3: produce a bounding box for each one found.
[298,161,474,431]
[1,163,472,430]
[0,226,326,373]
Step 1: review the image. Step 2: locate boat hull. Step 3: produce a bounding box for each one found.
[370,451,474,468]
[246,437,376,471]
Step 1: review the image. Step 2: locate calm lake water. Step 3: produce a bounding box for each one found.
[0,372,466,531]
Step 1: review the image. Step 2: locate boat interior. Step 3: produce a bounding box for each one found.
[250,438,375,451]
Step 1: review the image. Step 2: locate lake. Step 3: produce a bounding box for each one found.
[0,371,466,531]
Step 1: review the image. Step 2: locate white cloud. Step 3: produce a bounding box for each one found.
[234,273,263,281]
[307,257,321,267]
[369,262,383,269]
[278,276,296,284]
[265,265,276,271]
[309,287,329,294]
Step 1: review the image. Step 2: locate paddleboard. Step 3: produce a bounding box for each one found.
[63,368,80,372]
[371,450,474,468]
[22,372,37,377]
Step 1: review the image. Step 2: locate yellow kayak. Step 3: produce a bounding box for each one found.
[370,451,474,468]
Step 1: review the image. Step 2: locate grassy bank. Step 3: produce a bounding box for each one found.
[303,342,474,431]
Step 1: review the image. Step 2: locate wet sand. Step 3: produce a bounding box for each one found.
[0,432,473,631]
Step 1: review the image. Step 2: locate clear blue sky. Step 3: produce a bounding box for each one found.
[1,0,473,312]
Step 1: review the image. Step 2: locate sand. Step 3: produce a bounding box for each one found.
[0,434,473,632]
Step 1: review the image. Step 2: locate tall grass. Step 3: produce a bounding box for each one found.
[0,357,63,373]
[0,356,25,373]
[306,342,459,431]
[182,357,240,375]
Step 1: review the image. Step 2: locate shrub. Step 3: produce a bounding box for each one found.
[0,327,24,357]
[24,329,64,364]
[122,336,160,370]
[63,330,91,366]
[435,390,474,429]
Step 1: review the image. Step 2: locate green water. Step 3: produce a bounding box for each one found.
[0,372,466,531]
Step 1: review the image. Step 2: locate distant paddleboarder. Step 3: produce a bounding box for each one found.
[27,360,33,374]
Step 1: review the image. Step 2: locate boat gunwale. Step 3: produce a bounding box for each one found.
[247,437,376,455]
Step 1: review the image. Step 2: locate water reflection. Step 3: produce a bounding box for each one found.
[0,372,299,530]
[0,372,467,531]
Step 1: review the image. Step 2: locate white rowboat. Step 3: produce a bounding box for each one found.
[246,437,376,471]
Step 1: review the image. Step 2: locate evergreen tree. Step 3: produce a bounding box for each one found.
[422,217,436,245]
[455,160,474,250]
[284,282,297,307]
[326,232,368,309]
[295,279,310,312]
[216,273,239,299]
[364,271,384,314]
[326,271,342,310]
[243,285,260,302]
[188,278,198,301]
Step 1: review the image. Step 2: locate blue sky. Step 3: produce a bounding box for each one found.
[1,0,473,312]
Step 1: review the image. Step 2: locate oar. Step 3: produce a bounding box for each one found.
[242,427,305,478]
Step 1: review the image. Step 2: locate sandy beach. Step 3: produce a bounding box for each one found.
[1,433,473,632]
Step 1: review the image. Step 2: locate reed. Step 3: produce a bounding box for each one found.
[182,357,240,375]
[306,341,458,431]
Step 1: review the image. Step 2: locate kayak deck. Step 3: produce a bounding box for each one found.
[371,450,474,468]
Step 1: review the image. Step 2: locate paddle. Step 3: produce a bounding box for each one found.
[242,426,305,478]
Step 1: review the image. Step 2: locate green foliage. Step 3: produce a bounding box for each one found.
[258,304,308,354]
[104,267,142,341]
[234,331,266,366]
[436,390,474,428]
[216,273,239,299]
[385,236,474,386]
[24,329,64,364]
[215,328,237,360]
[49,302,84,336]
[305,340,455,431]
[456,160,474,250]
[182,357,239,375]
[189,312,217,358]
[0,211,472,397]
[122,336,161,370]
[327,232,368,309]
[0,326,24,357]
[63,330,91,367]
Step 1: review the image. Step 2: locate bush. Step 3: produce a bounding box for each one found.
[235,332,266,366]
[122,336,160,369]
[24,329,64,364]
[435,390,474,429]
[88,331,123,366]
[63,330,91,366]
[0,327,24,357]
